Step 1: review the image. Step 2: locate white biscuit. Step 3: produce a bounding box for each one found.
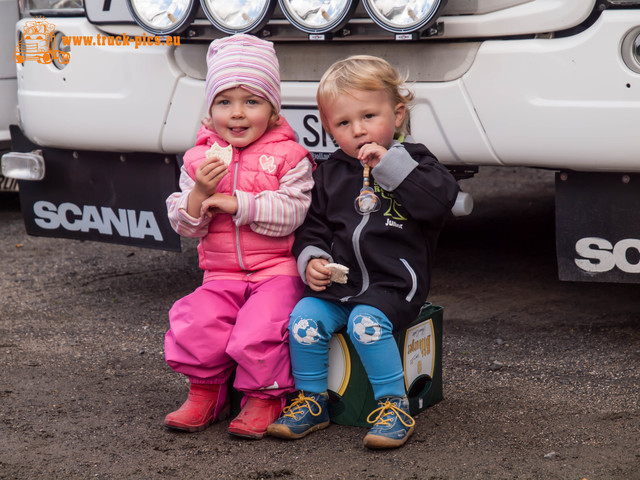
[325,263,349,284]
[205,142,233,167]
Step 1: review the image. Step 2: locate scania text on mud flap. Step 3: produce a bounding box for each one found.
[2,0,640,281]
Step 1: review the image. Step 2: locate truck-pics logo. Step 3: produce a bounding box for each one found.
[14,17,70,65]
[13,16,181,65]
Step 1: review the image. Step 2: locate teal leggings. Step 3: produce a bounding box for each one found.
[289,297,406,400]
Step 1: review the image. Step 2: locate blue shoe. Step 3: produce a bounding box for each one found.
[267,391,330,439]
[363,396,415,449]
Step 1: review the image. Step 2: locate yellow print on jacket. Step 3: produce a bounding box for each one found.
[374,183,408,222]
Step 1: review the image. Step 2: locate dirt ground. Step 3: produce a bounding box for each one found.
[1,166,639,480]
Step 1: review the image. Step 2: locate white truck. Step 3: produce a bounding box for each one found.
[2,0,640,283]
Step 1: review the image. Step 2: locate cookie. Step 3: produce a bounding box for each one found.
[205,142,233,167]
[325,263,349,284]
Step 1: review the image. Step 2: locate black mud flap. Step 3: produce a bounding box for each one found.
[11,125,181,251]
[555,171,640,283]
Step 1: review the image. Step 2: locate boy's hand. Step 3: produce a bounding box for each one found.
[194,156,227,197]
[357,142,387,168]
[200,193,238,219]
[306,258,331,291]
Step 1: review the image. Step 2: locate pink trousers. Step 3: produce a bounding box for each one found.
[165,275,304,399]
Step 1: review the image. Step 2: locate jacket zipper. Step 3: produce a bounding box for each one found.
[340,214,370,302]
[231,148,246,271]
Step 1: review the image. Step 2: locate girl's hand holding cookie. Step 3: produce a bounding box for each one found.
[194,157,227,197]
[187,158,228,218]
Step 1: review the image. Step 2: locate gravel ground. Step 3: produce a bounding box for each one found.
[1,166,639,479]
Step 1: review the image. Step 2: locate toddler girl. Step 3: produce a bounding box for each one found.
[164,34,314,439]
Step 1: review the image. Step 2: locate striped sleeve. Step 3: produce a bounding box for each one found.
[166,165,211,238]
[234,158,314,237]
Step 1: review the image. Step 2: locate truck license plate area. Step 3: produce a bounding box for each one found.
[282,106,337,162]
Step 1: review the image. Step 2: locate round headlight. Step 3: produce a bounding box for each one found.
[126,0,198,35]
[621,26,640,74]
[278,0,356,34]
[362,0,445,34]
[201,0,275,34]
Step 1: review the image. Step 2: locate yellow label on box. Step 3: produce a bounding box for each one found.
[403,318,435,391]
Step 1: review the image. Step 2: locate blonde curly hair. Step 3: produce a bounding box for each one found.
[316,55,414,136]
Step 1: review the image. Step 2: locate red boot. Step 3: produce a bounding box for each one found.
[164,383,230,432]
[228,396,282,439]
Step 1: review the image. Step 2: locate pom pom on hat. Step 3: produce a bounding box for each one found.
[205,34,281,113]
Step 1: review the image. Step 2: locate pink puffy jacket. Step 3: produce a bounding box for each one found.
[183,118,312,282]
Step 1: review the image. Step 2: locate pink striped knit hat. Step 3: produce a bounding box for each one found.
[205,34,281,113]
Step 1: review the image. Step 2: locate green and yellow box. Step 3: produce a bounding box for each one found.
[326,303,443,427]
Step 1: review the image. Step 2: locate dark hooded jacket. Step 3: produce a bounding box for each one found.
[292,141,459,330]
